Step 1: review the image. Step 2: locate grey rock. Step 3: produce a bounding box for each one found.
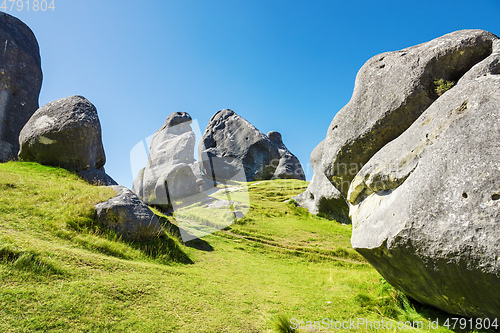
[293,144,351,223]
[458,39,500,84]
[79,168,117,186]
[0,12,42,161]
[95,185,163,242]
[293,170,350,223]
[156,163,200,200]
[349,75,500,319]
[131,167,145,198]
[199,109,280,182]
[234,211,244,219]
[295,30,498,220]
[133,112,201,207]
[164,111,192,127]
[267,131,305,180]
[191,161,205,187]
[0,140,13,161]
[18,96,109,174]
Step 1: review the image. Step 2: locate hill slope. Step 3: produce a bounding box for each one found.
[0,162,473,332]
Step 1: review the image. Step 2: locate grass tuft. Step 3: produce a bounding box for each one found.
[434,78,455,96]
[273,313,296,333]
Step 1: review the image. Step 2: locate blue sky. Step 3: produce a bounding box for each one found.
[11,0,500,188]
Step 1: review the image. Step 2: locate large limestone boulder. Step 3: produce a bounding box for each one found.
[95,185,163,241]
[0,12,42,161]
[267,131,305,180]
[199,109,280,182]
[348,75,500,319]
[133,112,201,207]
[295,30,498,221]
[18,95,116,185]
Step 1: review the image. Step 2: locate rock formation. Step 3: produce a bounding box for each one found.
[0,12,43,162]
[95,185,164,241]
[132,112,202,208]
[267,131,305,180]
[18,95,116,185]
[199,109,280,182]
[294,29,498,224]
[296,29,500,319]
[349,73,500,319]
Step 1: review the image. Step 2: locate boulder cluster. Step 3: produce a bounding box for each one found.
[296,30,500,319]
[2,11,498,320]
[132,108,305,208]
[0,13,305,244]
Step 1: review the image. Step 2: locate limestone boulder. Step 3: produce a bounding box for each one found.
[133,112,201,207]
[199,109,280,182]
[295,30,498,220]
[18,96,116,186]
[267,131,305,180]
[0,12,42,161]
[348,75,500,319]
[95,185,163,241]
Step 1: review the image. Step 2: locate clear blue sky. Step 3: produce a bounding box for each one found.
[11,0,500,188]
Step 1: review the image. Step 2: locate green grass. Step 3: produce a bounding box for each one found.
[0,162,489,332]
[434,78,455,96]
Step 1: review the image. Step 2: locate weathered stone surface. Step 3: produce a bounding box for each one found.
[131,167,145,198]
[95,185,163,241]
[133,112,201,207]
[458,39,500,84]
[199,109,280,182]
[349,75,500,319]
[0,12,42,161]
[295,30,498,220]
[191,161,205,187]
[155,163,200,201]
[18,96,108,174]
[267,131,305,180]
[293,169,350,223]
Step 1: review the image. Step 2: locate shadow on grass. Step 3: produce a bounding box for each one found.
[65,214,193,265]
[184,238,214,252]
[156,214,214,252]
[129,235,193,265]
[0,245,67,277]
[411,302,499,333]
[99,214,194,264]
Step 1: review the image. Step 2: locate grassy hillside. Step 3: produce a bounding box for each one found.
[0,162,483,332]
